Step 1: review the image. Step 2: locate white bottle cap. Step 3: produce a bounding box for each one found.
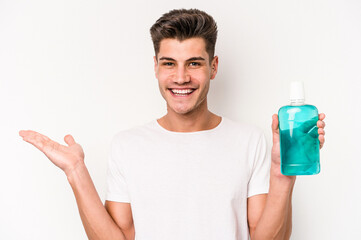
[290,81,305,104]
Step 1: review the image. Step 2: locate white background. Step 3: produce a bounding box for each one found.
[1,0,360,239]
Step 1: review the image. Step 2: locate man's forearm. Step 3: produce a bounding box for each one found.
[66,162,126,240]
[252,164,295,240]
[283,182,294,239]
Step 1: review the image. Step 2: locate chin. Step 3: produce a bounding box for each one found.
[168,104,195,115]
[172,108,193,115]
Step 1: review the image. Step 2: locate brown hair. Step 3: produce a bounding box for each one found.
[150,8,218,63]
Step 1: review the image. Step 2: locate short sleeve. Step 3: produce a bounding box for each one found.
[247,132,271,198]
[105,135,131,203]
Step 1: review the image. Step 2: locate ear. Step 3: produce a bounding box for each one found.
[210,56,219,80]
[153,56,158,78]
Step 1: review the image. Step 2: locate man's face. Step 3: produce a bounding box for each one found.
[154,37,218,115]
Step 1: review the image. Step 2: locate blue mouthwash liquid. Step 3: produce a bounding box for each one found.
[278,82,320,176]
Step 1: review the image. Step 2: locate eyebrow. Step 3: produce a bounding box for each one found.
[159,56,206,62]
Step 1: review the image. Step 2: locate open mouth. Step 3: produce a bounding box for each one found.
[168,88,196,97]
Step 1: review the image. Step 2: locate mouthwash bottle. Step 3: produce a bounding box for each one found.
[278,81,320,176]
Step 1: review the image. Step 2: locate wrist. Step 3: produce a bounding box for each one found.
[65,160,87,182]
[270,163,296,185]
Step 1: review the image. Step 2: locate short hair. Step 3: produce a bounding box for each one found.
[150,8,218,63]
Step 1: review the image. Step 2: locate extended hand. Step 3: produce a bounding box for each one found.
[19,130,85,176]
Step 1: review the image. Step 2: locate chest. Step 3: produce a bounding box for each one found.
[121,137,252,203]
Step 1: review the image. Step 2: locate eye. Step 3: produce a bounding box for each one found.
[189,62,201,66]
[162,62,174,66]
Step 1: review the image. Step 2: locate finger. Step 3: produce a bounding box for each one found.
[318,113,326,120]
[271,114,279,144]
[64,134,76,146]
[19,130,49,140]
[319,134,325,149]
[271,114,279,132]
[318,128,325,136]
[19,130,52,152]
[317,120,325,128]
[19,130,27,137]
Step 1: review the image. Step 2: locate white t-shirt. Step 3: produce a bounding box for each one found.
[106,116,271,240]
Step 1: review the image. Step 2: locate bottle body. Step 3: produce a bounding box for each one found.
[278,104,320,175]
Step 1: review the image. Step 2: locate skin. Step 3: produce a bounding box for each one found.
[154,37,221,132]
[18,37,326,240]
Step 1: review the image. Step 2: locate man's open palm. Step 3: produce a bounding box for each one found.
[19,130,84,175]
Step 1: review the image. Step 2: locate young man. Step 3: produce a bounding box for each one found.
[19,8,326,240]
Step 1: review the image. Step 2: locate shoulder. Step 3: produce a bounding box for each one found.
[111,120,157,145]
[222,116,265,141]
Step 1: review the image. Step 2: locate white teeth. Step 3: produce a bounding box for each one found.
[171,89,194,94]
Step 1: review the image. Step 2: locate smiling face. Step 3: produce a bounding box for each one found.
[154,37,218,116]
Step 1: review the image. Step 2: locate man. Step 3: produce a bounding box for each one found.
[19,8,326,240]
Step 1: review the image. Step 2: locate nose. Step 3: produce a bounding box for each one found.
[174,65,190,85]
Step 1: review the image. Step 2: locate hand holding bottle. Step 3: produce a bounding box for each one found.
[19,130,85,176]
[271,113,326,178]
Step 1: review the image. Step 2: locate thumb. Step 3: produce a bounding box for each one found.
[271,114,280,144]
[64,134,76,146]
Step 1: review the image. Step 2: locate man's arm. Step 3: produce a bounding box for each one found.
[247,114,297,240]
[247,194,267,239]
[105,201,135,240]
[19,130,132,240]
[249,113,325,240]
[67,162,131,240]
[250,164,295,240]
[284,181,294,239]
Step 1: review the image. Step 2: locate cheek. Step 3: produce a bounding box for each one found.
[190,69,209,83]
[158,70,167,79]
[158,69,173,81]
[157,72,171,90]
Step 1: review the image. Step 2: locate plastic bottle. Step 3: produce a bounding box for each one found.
[278,81,320,175]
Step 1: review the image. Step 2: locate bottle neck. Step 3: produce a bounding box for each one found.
[290,99,305,106]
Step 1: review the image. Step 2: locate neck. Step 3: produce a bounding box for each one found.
[157,99,221,132]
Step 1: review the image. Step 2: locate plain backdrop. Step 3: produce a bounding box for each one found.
[1,0,360,239]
